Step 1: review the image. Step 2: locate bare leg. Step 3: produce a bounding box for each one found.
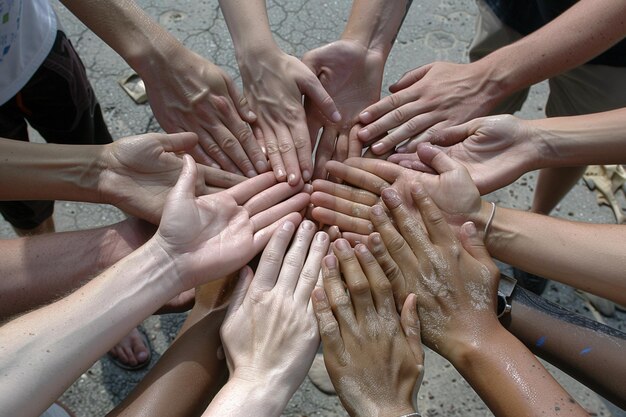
[531,166,587,215]
[108,274,238,417]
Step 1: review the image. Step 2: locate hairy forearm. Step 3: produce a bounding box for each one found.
[484,206,626,305]
[341,0,413,57]
[0,138,101,202]
[59,0,183,76]
[0,219,148,320]
[451,324,588,416]
[477,0,626,98]
[218,0,278,58]
[502,285,626,408]
[530,108,626,168]
[0,240,180,417]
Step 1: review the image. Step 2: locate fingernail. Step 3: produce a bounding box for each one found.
[247,111,256,119]
[239,267,247,279]
[282,221,294,231]
[370,233,382,245]
[314,288,327,301]
[302,220,314,230]
[288,174,297,185]
[255,161,268,172]
[334,239,350,251]
[360,111,371,122]
[371,143,383,154]
[397,146,407,153]
[302,170,311,182]
[356,244,369,254]
[359,128,370,140]
[462,221,477,236]
[371,205,384,216]
[277,169,286,179]
[381,188,401,208]
[324,255,337,269]
[316,232,328,242]
[246,170,257,178]
[331,111,342,123]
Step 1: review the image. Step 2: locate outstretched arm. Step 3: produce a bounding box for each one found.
[357,0,626,154]
[303,0,413,178]
[218,0,340,184]
[59,0,266,175]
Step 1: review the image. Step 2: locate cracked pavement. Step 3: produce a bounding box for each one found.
[1,0,624,416]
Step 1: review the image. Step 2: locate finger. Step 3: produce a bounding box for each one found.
[197,132,243,175]
[226,171,277,205]
[380,187,433,252]
[389,64,432,93]
[310,191,371,221]
[367,232,407,312]
[322,254,357,327]
[295,231,330,303]
[274,123,303,185]
[400,293,425,365]
[332,131,349,163]
[347,124,363,159]
[168,154,197,203]
[291,117,314,182]
[460,221,498,275]
[276,220,317,294]
[332,239,376,322]
[369,113,437,155]
[250,192,310,231]
[223,75,257,124]
[200,164,246,189]
[312,180,379,206]
[188,143,220,168]
[244,180,304,216]
[409,182,456,245]
[387,152,437,175]
[226,266,254,316]
[298,73,341,124]
[156,132,199,152]
[312,126,337,180]
[341,231,370,247]
[311,206,373,235]
[251,220,296,293]
[341,158,405,185]
[326,225,342,242]
[252,212,303,254]
[263,124,288,182]
[311,287,345,358]
[325,160,391,194]
[354,243,395,317]
[415,143,464,175]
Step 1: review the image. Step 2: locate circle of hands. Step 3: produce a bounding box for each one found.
[119,42,532,415]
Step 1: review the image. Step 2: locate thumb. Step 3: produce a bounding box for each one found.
[400,293,425,365]
[224,75,256,123]
[169,154,198,202]
[459,221,496,270]
[389,64,432,93]
[158,132,199,153]
[424,121,475,147]
[416,143,464,175]
[226,266,254,317]
[298,72,341,123]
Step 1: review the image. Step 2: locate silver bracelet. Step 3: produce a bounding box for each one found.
[483,201,496,239]
[398,413,421,417]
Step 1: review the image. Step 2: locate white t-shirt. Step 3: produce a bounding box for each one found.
[0,0,57,105]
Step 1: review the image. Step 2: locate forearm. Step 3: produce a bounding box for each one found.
[0,219,148,320]
[341,0,413,57]
[501,285,626,408]
[481,204,626,305]
[0,239,181,417]
[59,0,184,77]
[218,0,278,58]
[0,138,101,202]
[203,376,292,417]
[530,108,626,168]
[476,0,626,99]
[450,325,588,416]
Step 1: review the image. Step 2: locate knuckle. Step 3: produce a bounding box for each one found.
[389,94,403,108]
[278,141,294,154]
[265,142,280,155]
[404,118,421,134]
[219,136,239,151]
[331,293,352,310]
[319,320,340,338]
[387,234,407,254]
[349,279,371,297]
[294,136,309,151]
[392,108,406,123]
[236,127,253,143]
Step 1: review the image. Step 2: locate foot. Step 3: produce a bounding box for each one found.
[108,327,151,370]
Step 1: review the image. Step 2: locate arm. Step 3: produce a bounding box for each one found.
[303,0,412,178]
[0,133,245,224]
[371,184,588,416]
[203,220,329,416]
[388,109,626,193]
[311,240,423,417]
[502,285,626,408]
[357,0,626,154]
[58,0,267,175]
[218,0,340,184]
[0,156,307,417]
[0,218,153,320]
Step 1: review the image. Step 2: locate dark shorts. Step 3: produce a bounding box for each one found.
[0,31,113,229]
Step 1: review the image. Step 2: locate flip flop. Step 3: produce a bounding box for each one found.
[107,327,152,371]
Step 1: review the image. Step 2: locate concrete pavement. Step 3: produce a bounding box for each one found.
[1,0,624,415]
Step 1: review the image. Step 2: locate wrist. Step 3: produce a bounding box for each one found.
[445,318,507,370]
[466,199,495,243]
[469,56,518,107]
[227,373,293,415]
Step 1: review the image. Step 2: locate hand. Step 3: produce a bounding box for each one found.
[239,47,341,184]
[99,132,246,224]
[312,240,423,417]
[154,155,309,290]
[138,45,268,176]
[388,115,541,194]
[369,183,501,360]
[154,288,196,314]
[220,220,330,405]
[302,40,384,179]
[357,61,503,155]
